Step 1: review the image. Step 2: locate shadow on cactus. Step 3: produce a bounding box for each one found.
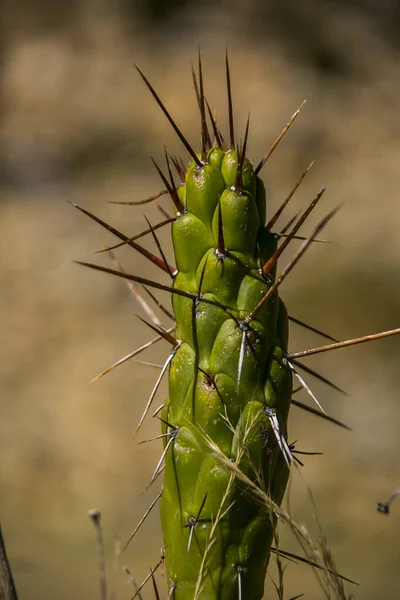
[74,54,400,600]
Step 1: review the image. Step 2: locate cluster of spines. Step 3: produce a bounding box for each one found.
[73,53,400,599]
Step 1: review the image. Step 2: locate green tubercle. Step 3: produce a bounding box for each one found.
[160,144,292,599]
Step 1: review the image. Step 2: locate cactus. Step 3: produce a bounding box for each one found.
[74,55,400,599]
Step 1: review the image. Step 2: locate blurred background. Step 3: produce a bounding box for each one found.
[1,0,400,598]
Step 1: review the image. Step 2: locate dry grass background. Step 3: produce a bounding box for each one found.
[1,1,400,598]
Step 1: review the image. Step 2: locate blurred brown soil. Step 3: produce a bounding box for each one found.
[1,3,400,599]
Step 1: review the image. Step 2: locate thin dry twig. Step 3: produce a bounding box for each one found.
[0,526,19,600]
[88,510,107,600]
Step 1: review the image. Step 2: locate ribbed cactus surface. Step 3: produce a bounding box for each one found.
[160,144,292,599]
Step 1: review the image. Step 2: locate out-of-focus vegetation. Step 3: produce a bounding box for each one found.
[1,1,400,599]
